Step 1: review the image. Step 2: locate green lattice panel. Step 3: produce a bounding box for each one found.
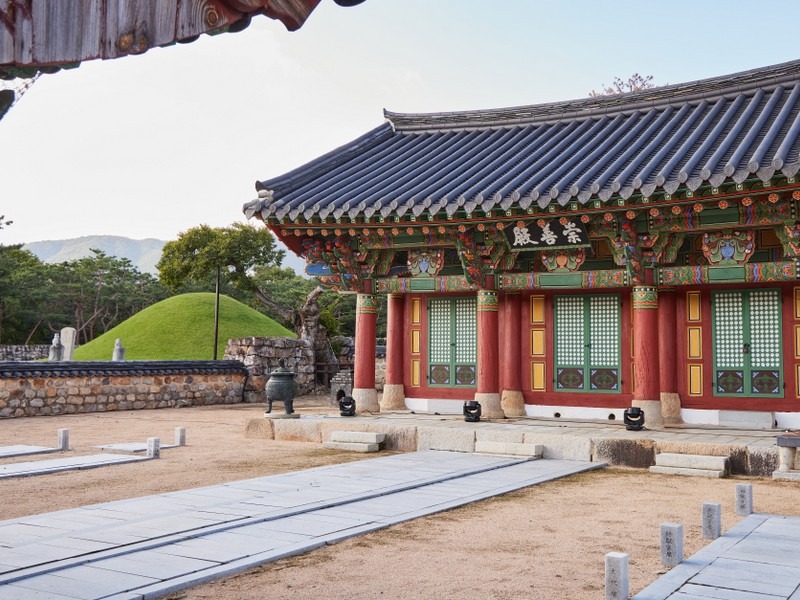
[713,289,783,397]
[714,291,744,369]
[454,297,477,363]
[429,299,451,363]
[555,296,584,366]
[589,295,619,367]
[750,289,781,369]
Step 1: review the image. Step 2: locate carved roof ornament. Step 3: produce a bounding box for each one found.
[243,188,275,219]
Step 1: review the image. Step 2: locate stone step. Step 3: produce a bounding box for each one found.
[322,441,380,453]
[718,410,775,430]
[330,431,386,444]
[474,441,543,458]
[649,465,726,478]
[655,453,729,472]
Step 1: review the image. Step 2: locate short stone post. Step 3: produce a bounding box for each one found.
[174,427,186,447]
[778,446,795,472]
[702,502,722,539]
[57,428,69,451]
[605,552,629,600]
[112,338,126,362]
[660,523,683,567]
[735,484,753,516]
[147,437,160,459]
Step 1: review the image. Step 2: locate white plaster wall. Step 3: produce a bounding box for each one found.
[524,404,625,422]
[404,398,468,415]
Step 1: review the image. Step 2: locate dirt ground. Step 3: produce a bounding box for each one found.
[2,397,799,600]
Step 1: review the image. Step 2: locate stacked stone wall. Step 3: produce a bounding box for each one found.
[0,345,49,361]
[0,361,246,419]
[224,337,315,401]
[330,335,384,391]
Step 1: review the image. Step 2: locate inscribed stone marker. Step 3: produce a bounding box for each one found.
[60,327,77,361]
[660,523,683,567]
[175,427,186,447]
[702,502,721,539]
[735,484,753,515]
[605,552,628,600]
[147,437,160,459]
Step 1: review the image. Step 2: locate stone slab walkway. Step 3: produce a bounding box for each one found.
[94,443,178,453]
[0,454,148,479]
[0,451,601,600]
[0,445,59,459]
[634,514,800,599]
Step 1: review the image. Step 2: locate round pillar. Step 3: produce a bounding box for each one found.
[500,292,524,416]
[657,287,682,424]
[632,285,663,427]
[381,293,406,411]
[476,290,504,419]
[353,293,379,413]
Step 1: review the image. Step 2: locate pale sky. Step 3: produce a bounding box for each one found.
[3,0,800,249]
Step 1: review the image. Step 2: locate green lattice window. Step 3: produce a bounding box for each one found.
[428,297,477,387]
[712,289,783,397]
[554,295,621,393]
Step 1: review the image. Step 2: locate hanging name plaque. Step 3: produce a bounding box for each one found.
[503,219,590,251]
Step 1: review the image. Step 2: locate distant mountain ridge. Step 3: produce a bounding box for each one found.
[23,235,307,276]
[24,236,166,274]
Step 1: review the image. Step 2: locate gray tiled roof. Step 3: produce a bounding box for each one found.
[249,60,800,223]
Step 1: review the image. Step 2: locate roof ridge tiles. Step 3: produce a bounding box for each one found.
[385,59,800,132]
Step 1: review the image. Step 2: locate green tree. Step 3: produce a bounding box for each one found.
[159,224,346,369]
[158,222,288,316]
[45,250,168,344]
[0,245,48,344]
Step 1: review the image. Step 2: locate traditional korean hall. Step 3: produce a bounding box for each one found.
[245,60,800,429]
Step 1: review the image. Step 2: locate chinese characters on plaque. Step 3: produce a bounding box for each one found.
[503,219,589,250]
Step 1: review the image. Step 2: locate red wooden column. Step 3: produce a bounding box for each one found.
[353,293,379,413]
[657,287,682,423]
[476,289,504,418]
[380,293,406,411]
[500,292,524,416]
[632,285,663,427]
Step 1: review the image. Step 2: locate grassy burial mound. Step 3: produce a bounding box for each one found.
[73,293,295,361]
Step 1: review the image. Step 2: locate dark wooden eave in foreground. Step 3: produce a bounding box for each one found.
[247,60,800,225]
[0,0,364,79]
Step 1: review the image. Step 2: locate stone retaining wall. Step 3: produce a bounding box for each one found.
[243,416,780,477]
[0,361,246,419]
[0,345,50,362]
[224,337,315,401]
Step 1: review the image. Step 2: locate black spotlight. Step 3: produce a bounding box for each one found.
[339,395,356,417]
[623,407,645,431]
[463,400,482,422]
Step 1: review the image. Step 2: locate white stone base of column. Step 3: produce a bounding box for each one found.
[474,392,504,419]
[632,399,664,429]
[380,383,406,411]
[500,390,525,417]
[352,387,380,414]
[660,392,683,424]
